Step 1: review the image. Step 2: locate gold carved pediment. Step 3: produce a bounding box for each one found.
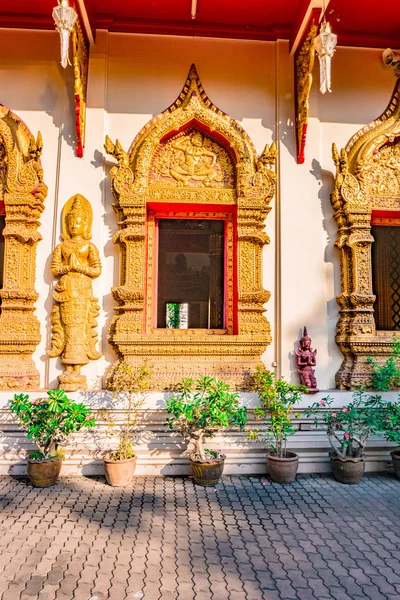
[105,65,277,390]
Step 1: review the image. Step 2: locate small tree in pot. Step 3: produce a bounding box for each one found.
[306,390,394,484]
[9,389,95,487]
[366,340,400,477]
[103,362,152,486]
[249,367,305,483]
[165,376,247,485]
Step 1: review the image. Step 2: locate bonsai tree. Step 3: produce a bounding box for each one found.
[165,376,247,462]
[249,367,305,457]
[104,362,152,461]
[306,390,394,459]
[9,389,95,460]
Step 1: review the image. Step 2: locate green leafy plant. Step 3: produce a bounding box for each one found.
[104,362,152,461]
[249,367,305,458]
[366,338,400,391]
[9,389,95,460]
[165,376,247,462]
[306,390,396,459]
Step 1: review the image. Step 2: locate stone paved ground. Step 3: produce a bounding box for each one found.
[0,474,400,600]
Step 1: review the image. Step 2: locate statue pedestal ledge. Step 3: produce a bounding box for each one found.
[58,371,87,392]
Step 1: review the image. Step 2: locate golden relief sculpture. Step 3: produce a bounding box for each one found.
[332,72,400,388]
[105,65,277,390]
[0,106,47,390]
[48,194,101,391]
[152,130,231,187]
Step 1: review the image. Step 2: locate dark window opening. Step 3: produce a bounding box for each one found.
[157,219,224,329]
[372,225,400,330]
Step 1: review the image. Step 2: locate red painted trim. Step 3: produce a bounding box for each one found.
[143,213,150,333]
[371,210,400,226]
[94,16,291,41]
[75,93,84,158]
[232,208,238,335]
[371,210,400,221]
[0,201,5,217]
[296,123,307,164]
[152,218,159,330]
[148,202,236,215]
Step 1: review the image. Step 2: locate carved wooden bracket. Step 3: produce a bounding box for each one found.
[72,17,89,158]
[294,9,321,164]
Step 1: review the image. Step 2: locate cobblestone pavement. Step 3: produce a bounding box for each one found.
[1,474,400,600]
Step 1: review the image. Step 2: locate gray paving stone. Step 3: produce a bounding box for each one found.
[1,474,400,600]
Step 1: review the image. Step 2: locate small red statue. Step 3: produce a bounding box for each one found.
[296,327,319,393]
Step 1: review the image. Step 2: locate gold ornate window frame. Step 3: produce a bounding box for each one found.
[332,75,400,389]
[0,106,47,389]
[105,65,277,390]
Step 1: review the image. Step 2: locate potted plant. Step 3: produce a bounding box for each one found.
[9,389,95,487]
[249,366,304,484]
[367,340,400,476]
[306,390,393,484]
[165,376,247,485]
[103,362,152,487]
[382,407,400,478]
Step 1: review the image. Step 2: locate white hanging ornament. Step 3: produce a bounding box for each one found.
[314,20,337,94]
[52,0,78,69]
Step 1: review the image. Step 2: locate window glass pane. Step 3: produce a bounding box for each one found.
[157,219,224,329]
[372,225,400,330]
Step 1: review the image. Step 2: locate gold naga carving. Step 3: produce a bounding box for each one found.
[72,17,89,157]
[0,105,47,390]
[332,72,400,388]
[105,65,277,390]
[294,11,320,164]
[48,194,101,391]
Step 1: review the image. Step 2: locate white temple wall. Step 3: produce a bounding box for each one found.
[1,32,393,392]
[0,30,398,474]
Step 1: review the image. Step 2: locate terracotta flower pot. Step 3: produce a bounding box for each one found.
[391,449,400,478]
[190,458,225,485]
[330,454,365,484]
[104,455,136,487]
[267,452,299,484]
[27,456,62,488]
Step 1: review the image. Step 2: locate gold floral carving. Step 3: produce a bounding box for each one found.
[105,65,277,390]
[72,17,89,158]
[295,20,318,164]
[0,106,47,389]
[48,194,101,391]
[332,75,400,389]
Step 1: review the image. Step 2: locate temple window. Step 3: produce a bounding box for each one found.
[156,218,225,330]
[371,223,400,331]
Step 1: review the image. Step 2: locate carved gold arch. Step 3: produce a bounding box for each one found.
[332,75,400,389]
[0,105,47,389]
[105,65,277,390]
